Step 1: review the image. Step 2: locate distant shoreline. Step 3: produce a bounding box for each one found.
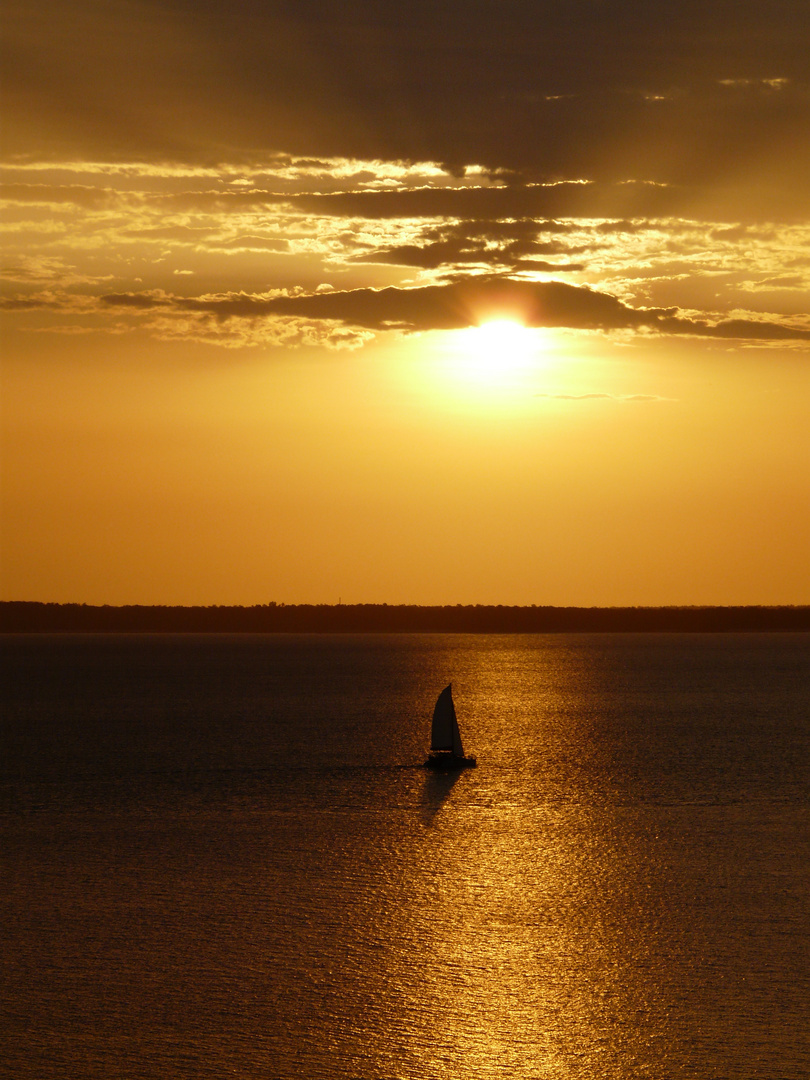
[2,602,809,633]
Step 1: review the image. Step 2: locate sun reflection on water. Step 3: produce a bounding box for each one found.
[360,639,692,1078]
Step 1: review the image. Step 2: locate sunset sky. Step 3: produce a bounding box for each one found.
[2,0,809,606]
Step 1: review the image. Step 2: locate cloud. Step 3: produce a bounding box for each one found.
[282,179,810,227]
[351,217,588,271]
[736,275,807,293]
[4,145,807,353]
[354,241,584,273]
[0,184,121,208]
[1,256,74,284]
[286,184,684,223]
[123,225,215,241]
[0,290,96,313]
[252,279,658,332]
[5,0,809,224]
[671,316,810,341]
[99,278,810,342]
[132,313,373,351]
[99,279,655,332]
[100,291,165,310]
[0,296,57,311]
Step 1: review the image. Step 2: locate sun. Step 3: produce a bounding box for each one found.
[470,319,535,354]
[452,318,543,382]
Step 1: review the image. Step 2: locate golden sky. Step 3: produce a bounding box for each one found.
[2,0,809,605]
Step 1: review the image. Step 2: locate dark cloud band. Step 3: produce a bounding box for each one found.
[100,278,810,341]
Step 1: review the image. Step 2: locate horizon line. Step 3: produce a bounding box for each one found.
[3,601,809,611]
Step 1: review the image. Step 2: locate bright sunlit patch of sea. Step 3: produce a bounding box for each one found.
[1,633,809,1078]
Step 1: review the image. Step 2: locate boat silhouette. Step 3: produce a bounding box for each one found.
[424,683,477,769]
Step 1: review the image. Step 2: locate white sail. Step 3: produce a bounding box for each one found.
[431,684,465,757]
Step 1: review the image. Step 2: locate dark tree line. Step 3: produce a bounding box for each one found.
[2,602,809,633]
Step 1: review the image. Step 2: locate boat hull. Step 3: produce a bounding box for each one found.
[424,752,477,770]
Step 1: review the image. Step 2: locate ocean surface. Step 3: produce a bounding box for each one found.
[2,632,809,1079]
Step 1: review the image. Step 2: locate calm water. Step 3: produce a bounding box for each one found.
[2,633,809,1079]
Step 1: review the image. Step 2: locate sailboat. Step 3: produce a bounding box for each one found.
[424,684,477,769]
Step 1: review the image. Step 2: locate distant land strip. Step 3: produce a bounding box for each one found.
[2,602,809,634]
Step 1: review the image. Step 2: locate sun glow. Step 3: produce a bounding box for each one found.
[451,319,545,383]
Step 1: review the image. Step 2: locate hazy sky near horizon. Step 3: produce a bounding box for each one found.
[2,0,809,605]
